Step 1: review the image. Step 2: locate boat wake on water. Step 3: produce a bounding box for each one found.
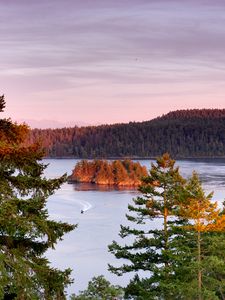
[76,199,92,212]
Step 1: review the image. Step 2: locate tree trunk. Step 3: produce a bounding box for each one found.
[198,230,202,300]
[164,207,168,252]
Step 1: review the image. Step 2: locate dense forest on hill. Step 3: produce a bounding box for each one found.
[68,159,148,186]
[28,109,225,158]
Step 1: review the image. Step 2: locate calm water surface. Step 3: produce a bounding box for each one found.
[44,158,225,296]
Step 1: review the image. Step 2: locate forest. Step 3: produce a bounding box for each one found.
[68,159,148,186]
[28,109,225,158]
[1,95,225,299]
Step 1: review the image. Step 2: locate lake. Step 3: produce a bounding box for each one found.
[44,158,225,296]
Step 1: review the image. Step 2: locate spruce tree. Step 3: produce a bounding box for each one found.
[70,275,124,300]
[0,96,76,299]
[108,153,187,299]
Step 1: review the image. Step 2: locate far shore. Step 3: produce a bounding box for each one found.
[43,156,225,160]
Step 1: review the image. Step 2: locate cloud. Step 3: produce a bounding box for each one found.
[1,0,225,123]
[1,1,225,71]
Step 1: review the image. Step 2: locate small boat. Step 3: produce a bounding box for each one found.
[81,210,84,214]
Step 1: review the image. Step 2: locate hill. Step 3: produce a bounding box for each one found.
[27,109,225,158]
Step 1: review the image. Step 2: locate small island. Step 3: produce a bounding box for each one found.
[68,159,148,187]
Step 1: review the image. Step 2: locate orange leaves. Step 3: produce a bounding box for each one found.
[0,143,44,164]
[0,120,30,145]
[179,197,225,233]
[70,159,147,186]
[157,153,175,169]
[177,172,225,234]
[207,214,225,232]
[152,180,160,187]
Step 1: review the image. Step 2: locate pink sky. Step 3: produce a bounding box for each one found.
[1,0,225,128]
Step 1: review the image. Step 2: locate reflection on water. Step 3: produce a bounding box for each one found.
[72,182,138,192]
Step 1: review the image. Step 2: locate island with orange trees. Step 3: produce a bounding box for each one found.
[68,159,148,187]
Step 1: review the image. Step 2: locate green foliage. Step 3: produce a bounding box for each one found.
[70,275,124,300]
[174,174,225,299]
[28,108,225,158]
[0,96,76,299]
[109,154,225,299]
[108,154,187,299]
[124,274,154,300]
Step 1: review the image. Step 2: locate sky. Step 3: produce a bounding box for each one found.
[1,0,225,128]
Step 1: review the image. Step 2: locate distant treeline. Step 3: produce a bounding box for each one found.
[68,159,148,186]
[28,109,225,158]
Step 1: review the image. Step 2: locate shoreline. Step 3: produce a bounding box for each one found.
[43,156,225,161]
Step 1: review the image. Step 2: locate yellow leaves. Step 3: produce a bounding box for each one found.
[208,214,225,232]
[180,198,218,219]
[179,197,225,233]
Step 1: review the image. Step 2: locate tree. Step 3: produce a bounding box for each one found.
[176,173,225,300]
[108,153,187,299]
[95,161,114,185]
[69,160,147,186]
[70,275,124,300]
[0,96,76,299]
[109,154,225,299]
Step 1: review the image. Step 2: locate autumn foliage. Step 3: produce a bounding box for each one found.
[69,159,148,186]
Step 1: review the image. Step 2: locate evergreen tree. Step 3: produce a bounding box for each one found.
[95,161,114,185]
[112,160,129,186]
[28,108,225,159]
[109,155,225,299]
[69,159,147,186]
[0,96,76,299]
[108,153,187,299]
[70,275,124,300]
[175,173,225,300]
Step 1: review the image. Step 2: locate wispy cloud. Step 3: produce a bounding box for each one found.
[1,0,225,125]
